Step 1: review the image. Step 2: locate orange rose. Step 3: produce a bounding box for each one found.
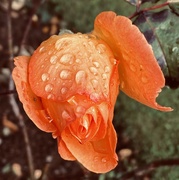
[12,11,172,173]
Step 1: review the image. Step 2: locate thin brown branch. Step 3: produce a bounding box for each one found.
[129,2,169,19]
[120,158,179,179]
[7,0,35,179]
[7,0,13,64]
[0,89,16,96]
[18,0,46,55]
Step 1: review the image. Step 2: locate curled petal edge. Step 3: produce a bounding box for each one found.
[93,11,173,112]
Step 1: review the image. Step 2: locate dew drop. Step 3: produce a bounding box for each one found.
[61,87,68,94]
[129,63,136,72]
[96,43,106,54]
[60,54,74,65]
[60,70,72,80]
[93,61,100,68]
[104,66,110,73]
[41,73,49,82]
[91,79,98,88]
[39,46,45,53]
[141,75,148,83]
[101,157,107,163]
[94,156,99,162]
[89,67,98,75]
[77,32,82,37]
[76,106,85,114]
[88,41,95,48]
[45,84,53,92]
[90,92,99,101]
[55,39,70,50]
[62,110,72,121]
[75,70,86,84]
[47,93,55,100]
[102,73,107,80]
[49,119,53,123]
[75,59,82,64]
[50,55,57,64]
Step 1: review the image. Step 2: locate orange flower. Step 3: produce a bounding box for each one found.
[12,11,172,173]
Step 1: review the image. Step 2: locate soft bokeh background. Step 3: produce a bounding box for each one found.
[0,0,179,179]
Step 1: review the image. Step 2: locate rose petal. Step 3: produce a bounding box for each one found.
[61,122,118,173]
[12,56,56,132]
[57,138,76,160]
[93,11,172,111]
[28,34,116,102]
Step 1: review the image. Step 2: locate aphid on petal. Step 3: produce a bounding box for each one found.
[92,11,173,112]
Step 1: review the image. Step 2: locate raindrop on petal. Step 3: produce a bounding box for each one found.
[60,54,74,65]
[76,106,85,114]
[61,87,68,94]
[104,66,110,73]
[62,110,73,121]
[102,73,107,80]
[45,84,53,92]
[41,73,49,82]
[96,43,106,54]
[91,79,98,88]
[59,70,72,80]
[50,55,57,64]
[94,156,99,162]
[47,93,55,100]
[93,61,100,68]
[75,70,86,84]
[75,59,82,64]
[39,46,45,53]
[89,67,98,75]
[90,92,99,101]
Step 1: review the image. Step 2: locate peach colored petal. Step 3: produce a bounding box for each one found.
[12,56,56,132]
[28,34,117,102]
[61,122,118,173]
[57,137,76,161]
[93,11,172,111]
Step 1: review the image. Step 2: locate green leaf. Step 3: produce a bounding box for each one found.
[168,0,179,15]
[134,8,179,88]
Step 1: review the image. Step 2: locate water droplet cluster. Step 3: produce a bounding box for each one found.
[29,33,117,101]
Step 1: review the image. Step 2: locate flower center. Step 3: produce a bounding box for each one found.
[69,107,98,143]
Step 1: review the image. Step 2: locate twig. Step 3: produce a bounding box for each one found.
[0,89,16,96]
[120,158,179,180]
[7,0,35,179]
[129,2,169,19]
[18,0,46,55]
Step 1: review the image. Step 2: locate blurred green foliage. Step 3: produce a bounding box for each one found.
[114,87,179,179]
[39,0,135,32]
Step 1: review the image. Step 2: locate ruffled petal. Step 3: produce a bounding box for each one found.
[61,122,118,173]
[28,34,116,102]
[12,56,56,132]
[57,137,76,160]
[93,11,172,111]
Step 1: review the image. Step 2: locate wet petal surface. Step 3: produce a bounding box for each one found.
[93,11,172,111]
